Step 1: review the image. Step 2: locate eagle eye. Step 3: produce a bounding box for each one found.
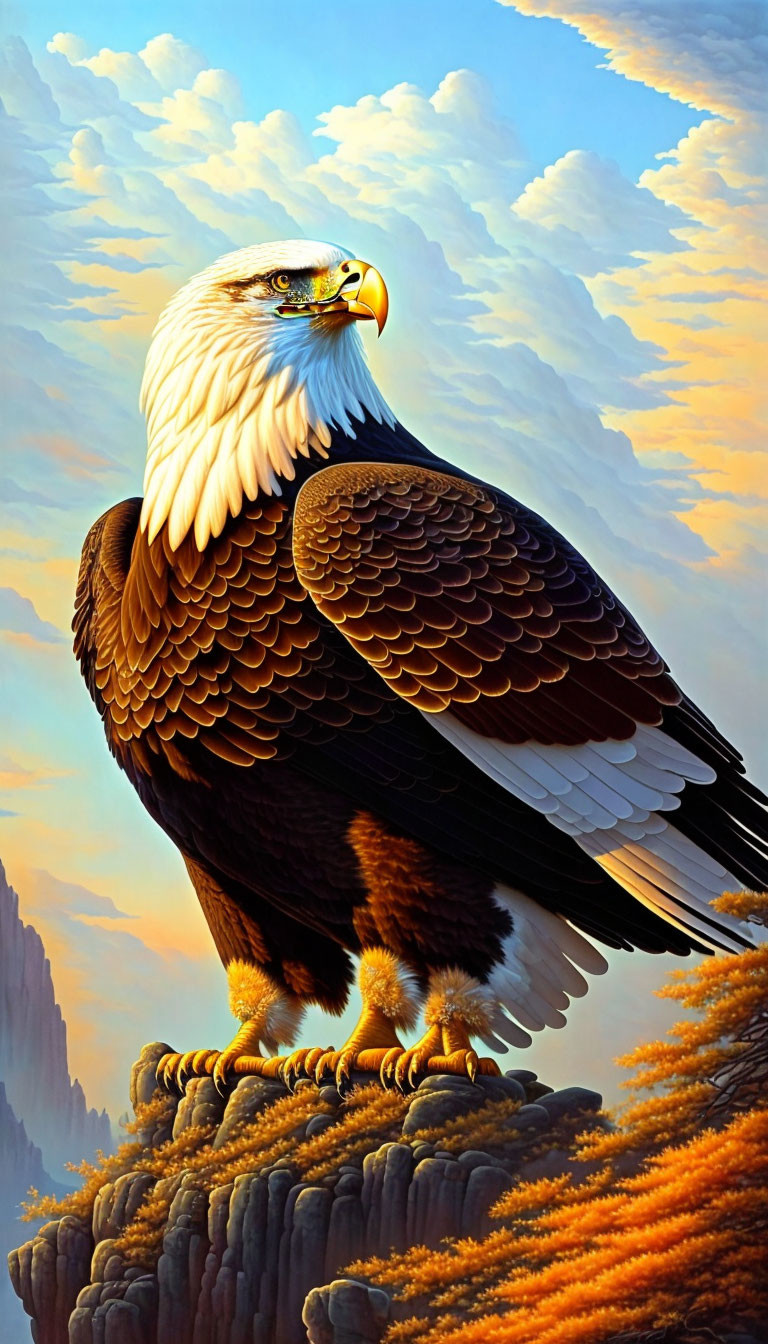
[271,273,291,293]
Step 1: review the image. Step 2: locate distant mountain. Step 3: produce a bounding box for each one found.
[0,1080,47,1196]
[0,860,112,1181]
[0,1080,71,1343]
[0,859,113,1343]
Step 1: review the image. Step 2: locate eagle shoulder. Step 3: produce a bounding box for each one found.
[291,459,679,742]
[73,497,143,699]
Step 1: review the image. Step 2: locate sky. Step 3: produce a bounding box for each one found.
[0,0,765,1123]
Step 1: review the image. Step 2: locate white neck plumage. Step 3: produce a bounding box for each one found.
[139,280,394,552]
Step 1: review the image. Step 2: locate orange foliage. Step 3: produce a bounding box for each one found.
[405,1097,523,1154]
[579,890,768,1163]
[21,893,768,1334]
[351,892,768,1344]
[295,1083,410,1180]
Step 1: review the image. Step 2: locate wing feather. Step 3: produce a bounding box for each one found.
[293,460,763,956]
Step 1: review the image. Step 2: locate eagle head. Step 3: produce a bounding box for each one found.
[140,240,393,551]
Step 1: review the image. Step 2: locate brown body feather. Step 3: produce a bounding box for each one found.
[74,429,767,1009]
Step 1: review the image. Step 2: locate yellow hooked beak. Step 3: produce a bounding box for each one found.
[275,259,389,335]
[335,259,389,334]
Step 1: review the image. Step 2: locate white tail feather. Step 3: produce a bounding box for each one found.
[484,886,608,1045]
[424,712,750,961]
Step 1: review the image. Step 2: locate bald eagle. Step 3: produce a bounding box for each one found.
[74,240,766,1091]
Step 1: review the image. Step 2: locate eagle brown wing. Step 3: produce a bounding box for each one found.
[292,461,680,747]
[73,495,395,776]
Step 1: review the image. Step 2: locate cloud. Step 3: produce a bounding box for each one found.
[0,755,64,791]
[0,477,66,509]
[0,35,61,125]
[665,314,724,329]
[0,587,65,643]
[513,149,693,272]
[36,44,155,130]
[139,33,208,91]
[499,1,768,116]
[21,867,132,920]
[660,289,755,304]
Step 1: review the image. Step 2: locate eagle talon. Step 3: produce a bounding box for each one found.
[380,1046,404,1087]
[177,1048,204,1087]
[157,1048,223,1092]
[287,1046,331,1088]
[313,1048,340,1086]
[280,1046,330,1091]
[212,1053,233,1093]
[421,1049,500,1082]
[303,1047,329,1079]
[156,1052,178,1091]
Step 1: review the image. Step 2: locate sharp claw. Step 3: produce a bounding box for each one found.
[194,1048,215,1076]
[379,1047,403,1089]
[336,1057,352,1094]
[466,1051,478,1084]
[157,1053,176,1090]
[212,1056,230,1095]
[177,1050,196,1087]
[300,1047,321,1079]
[313,1054,329,1086]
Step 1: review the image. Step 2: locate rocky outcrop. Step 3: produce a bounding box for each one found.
[9,1043,604,1344]
[0,861,111,1180]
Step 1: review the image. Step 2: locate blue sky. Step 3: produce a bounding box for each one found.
[6,0,708,179]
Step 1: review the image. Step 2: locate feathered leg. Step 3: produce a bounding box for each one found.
[283,948,421,1091]
[381,969,502,1090]
[157,960,304,1092]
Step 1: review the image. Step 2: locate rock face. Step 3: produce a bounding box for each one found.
[0,861,112,1180]
[8,1046,604,1344]
[0,1081,48,1198]
[0,860,113,1344]
[0,1082,56,1339]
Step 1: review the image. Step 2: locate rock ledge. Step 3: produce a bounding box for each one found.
[8,1044,604,1344]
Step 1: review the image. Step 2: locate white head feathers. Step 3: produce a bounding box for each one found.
[140,239,394,551]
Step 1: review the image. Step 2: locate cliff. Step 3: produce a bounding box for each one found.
[0,861,112,1180]
[0,1083,73,1344]
[0,1081,48,1201]
[8,1042,603,1344]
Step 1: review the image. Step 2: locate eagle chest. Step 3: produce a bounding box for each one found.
[102,500,324,771]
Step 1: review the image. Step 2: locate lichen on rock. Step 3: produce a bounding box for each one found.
[8,1044,602,1344]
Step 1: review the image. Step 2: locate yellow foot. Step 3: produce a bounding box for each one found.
[156,1048,286,1093]
[281,990,408,1092]
[280,1046,332,1091]
[279,1043,403,1092]
[313,1044,402,1091]
[381,1023,501,1090]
